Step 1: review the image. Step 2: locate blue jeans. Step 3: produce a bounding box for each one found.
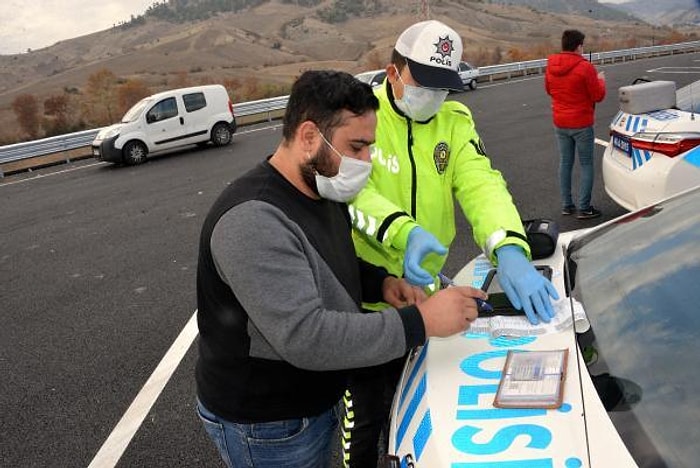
[196,399,338,468]
[554,126,595,211]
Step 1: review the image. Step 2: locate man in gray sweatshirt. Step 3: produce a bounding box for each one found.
[195,70,486,467]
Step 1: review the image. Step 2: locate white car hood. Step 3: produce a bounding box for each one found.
[387,232,637,467]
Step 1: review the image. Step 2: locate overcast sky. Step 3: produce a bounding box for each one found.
[0,0,155,55]
[1,0,634,56]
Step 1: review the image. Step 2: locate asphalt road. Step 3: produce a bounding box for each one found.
[2,52,699,468]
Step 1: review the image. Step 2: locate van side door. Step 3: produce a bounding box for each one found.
[180,91,211,144]
[144,96,188,151]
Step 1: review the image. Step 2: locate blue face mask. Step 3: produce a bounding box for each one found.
[394,66,449,121]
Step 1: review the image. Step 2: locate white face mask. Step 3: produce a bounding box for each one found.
[394,67,449,121]
[315,132,372,202]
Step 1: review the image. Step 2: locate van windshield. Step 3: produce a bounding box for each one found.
[122,98,153,123]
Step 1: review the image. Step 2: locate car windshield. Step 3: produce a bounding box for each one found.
[567,188,700,466]
[676,78,700,113]
[121,98,153,123]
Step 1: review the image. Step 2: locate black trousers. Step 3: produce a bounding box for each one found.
[341,355,406,468]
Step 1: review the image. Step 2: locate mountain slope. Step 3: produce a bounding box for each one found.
[602,0,700,26]
[0,0,690,142]
[489,0,637,21]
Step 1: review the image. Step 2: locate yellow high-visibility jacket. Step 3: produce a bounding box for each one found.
[349,81,530,308]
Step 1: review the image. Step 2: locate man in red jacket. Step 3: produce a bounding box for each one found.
[545,29,606,219]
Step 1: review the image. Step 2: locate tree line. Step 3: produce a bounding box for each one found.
[7,69,290,144]
[126,0,385,26]
[6,28,695,145]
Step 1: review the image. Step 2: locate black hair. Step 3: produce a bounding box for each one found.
[282,70,379,141]
[562,30,585,52]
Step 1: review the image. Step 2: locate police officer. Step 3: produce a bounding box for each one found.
[344,20,559,467]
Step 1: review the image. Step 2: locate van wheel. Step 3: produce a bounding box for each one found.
[123,141,147,165]
[211,123,232,147]
[469,79,477,90]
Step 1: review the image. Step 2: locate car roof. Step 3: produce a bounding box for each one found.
[355,69,384,80]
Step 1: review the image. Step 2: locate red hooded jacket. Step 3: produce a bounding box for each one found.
[545,52,606,128]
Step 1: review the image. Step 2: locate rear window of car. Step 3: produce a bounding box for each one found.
[183,92,207,112]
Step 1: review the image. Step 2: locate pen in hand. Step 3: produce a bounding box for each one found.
[437,273,493,314]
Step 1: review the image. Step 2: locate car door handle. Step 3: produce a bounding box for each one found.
[180,117,184,125]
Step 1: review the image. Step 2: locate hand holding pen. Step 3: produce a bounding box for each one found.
[437,272,493,314]
[416,279,485,336]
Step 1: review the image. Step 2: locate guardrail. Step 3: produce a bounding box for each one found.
[0,97,290,177]
[2,40,699,177]
[478,41,700,81]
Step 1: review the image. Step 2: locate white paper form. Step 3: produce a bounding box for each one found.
[469,298,589,338]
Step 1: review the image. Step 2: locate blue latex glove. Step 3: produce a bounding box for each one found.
[403,226,447,286]
[496,245,559,324]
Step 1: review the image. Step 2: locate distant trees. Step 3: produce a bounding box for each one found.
[280,0,322,5]
[117,79,151,116]
[43,94,72,136]
[127,0,378,25]
[11,91,84,140]
[4,22,695,145]
[6,66,293,144]
[222,76,290,103]
[140,0,266,24]
[8,69,149,142]
[11,94,40,139]
[317,0,382,23]
[170,71,192,89]
[81,68,119,126]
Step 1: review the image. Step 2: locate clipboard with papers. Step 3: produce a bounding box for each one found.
[494,349,568,409]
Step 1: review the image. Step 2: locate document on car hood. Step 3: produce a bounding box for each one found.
[469,298,589,337]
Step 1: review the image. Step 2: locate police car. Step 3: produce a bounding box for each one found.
[385,185,700,467]
[602,78,700,211]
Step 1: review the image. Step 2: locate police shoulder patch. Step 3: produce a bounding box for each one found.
[433,141,450,174]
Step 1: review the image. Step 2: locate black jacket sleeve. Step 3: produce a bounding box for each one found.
[357,258,391,304]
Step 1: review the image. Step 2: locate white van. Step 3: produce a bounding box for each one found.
[91,84,237,165]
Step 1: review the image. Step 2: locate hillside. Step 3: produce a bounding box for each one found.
[0,0,693,143]
[602,0,700,26]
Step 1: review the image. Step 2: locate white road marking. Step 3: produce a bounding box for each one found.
[595,137,609,147]
[646,66,700,73]
[0,162,107,186]
[87,311,199,468]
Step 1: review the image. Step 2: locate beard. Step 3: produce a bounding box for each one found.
[300,143,336,195]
